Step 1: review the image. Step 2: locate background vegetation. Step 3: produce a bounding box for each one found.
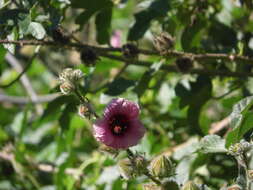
[1,0,253,189]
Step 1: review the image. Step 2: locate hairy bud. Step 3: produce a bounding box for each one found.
[153,32,174,53]
[134,155,149,175]
[122,43,139,59]
[60,82,74,95]
[52,26,70,44]
[59,68,84,84]
[78,104,90,118]
[80,48,98,67]
[150,154,174,179]
[182,181,200,190]
[226,184,242,190]
[143,183,162,190]
[162,179,179,190]
[175,57,193,73]
[228,140,252,157]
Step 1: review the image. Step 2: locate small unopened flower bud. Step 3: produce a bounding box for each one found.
[150,155,174,179]
[182,181,200,190]
[227,184,242,190]
[134,155,149,174]
[162,179,179,190]
[59,68,73,83]
[175,57,193,73]
[60,82,74,95]
[52,26,70,44]
[78,104,90,118]
[117,159,134,180]
[153,32,174,53]
[59,68,84,84]
[72,69,84,81]
[248,169,253,180]
[143,183,162,190]
[122,43,139,59]
[228,140,252,156]
[80,48,98,67]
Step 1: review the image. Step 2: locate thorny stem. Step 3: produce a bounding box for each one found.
[126,149,162,186]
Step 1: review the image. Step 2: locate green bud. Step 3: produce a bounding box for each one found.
[60,82,74,95]
[182,181,200,190]
[150,154,174,179]
[117,159,134,180]
[162,180,179,190]
[134,155,149,175]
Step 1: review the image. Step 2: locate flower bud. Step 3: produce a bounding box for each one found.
[80,48,98,67]
[150,154,174,179]
[78,104,90,118]
[175,57,193,73]
[162,179,179,190]
[143,183,162,190]
[182,181,200,190]
[226,184,242,190]
[72,69,84,81]
[59,68,74,83]
[122,43,139,59]
[60,82,74,95]
[134,155,149,174]
[228,140,252,157]
[117,159,134,180]
[153,32,174,53]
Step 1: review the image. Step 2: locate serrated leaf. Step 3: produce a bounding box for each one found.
[198,135,227,153]
[226,96,253,147]
[27,22,46,39]
[105,77,135,96]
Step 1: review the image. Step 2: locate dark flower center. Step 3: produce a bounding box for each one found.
[109,114,128,135]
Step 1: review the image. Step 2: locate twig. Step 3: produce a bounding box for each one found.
[0,52,38,88]
[209,116,230,134]
[0,93,60,104]
[0,39,253,65]
[4,52,43,114]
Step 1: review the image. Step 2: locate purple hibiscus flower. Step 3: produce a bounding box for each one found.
[93,98,146,149]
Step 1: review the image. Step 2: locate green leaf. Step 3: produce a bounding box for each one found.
[134,61,163,97]
[175,76,212,134]
[105,77,135,96]
[59,103,77,131]
[95,7,112,44]
[71,0,113,27]
[27,22,46,39]
[128,0,170,41]
[226,96,253,147]
[181,17,206,51]
[198,135,227,154]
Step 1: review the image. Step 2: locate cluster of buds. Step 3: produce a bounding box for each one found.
[153,32,174,53]
[59,68,84,95]
[149,154,174,179]
[228,140,252,157]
